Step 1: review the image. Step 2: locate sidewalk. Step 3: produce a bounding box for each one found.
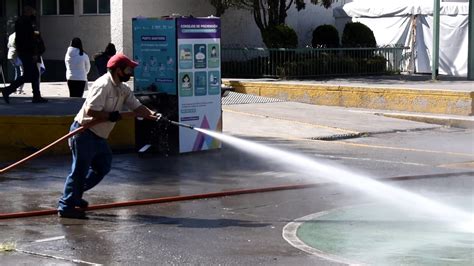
[0,78,472,161]
[225,75,474,116]
[4,75,474,115]
[237,75,473,91]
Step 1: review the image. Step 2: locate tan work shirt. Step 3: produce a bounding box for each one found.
[74,73,142,139]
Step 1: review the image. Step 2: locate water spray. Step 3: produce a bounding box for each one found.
[197,128,474,232]
[137,115,196,154]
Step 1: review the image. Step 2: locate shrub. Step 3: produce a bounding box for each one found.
[262,24,298,48]
[312,24,340,48]
[341,22,376,48]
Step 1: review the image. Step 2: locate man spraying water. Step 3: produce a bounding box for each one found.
[58,53,162,219]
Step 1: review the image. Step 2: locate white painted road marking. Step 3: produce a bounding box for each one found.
[34,236,65,243]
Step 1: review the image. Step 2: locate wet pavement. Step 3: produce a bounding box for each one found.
[290,192,473,265]
[0,79,473,265]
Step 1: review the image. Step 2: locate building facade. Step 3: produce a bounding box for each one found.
[1,0,112,81]
[1,0,342,81]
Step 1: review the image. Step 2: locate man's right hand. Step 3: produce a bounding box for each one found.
[152,112,163,122]
[108,111,122,122]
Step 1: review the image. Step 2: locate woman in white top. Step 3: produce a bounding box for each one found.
[65,38,90,97]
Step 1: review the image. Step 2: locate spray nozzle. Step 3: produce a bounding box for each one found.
[157,115,169,123]
[169,120,194,129]
[156,116,194,130]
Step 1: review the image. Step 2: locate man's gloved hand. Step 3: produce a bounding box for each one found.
[108,111,122,122]
[153,112,163,122]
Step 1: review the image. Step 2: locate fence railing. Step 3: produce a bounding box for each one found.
[222,47,410,79]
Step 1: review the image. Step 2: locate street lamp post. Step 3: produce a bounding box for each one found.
[468,0,474,80]
[432,0,440,80]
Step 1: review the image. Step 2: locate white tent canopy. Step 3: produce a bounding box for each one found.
[334,0,469,76]
[335,0,469,17]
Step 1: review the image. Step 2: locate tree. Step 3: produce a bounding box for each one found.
[209,0,246,17]
[209,0,334,47]
[312,24,340,48]
[342,22,377,48]
[250,0,333,32]
[210,0,333,30]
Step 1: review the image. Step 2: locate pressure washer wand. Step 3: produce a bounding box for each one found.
[158,117,194,130]
[168,120,194,130]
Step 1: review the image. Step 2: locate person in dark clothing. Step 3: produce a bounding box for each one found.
[1,6,47,104]
[94,43,116,76]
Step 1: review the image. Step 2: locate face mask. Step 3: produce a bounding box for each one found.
[29,15,37,24]
[119,74,131,82]
[118,68,132,82]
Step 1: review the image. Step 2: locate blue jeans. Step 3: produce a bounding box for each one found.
[6,55,40,97]
[58,121,112,212]
[9,59,23,80]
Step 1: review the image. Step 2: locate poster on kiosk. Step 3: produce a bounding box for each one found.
[177,18,222,153]
[133,17,222,154]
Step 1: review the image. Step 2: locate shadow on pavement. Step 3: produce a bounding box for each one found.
[89,213,271,228]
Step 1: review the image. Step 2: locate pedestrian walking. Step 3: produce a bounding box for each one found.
[65,38,91,97]
[94,43,116,76]
[1,6,47,104]
[7,32,24,94]
[58,53,161,219]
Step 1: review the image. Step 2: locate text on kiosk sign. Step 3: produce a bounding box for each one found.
[180,24,218,29]
[141,36,166,41]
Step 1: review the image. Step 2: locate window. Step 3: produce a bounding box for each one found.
[42,0,74,15]
[83,0,110,14]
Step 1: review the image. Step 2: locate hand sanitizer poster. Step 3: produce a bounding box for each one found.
[132,18,177,95]
[177,17,221,153]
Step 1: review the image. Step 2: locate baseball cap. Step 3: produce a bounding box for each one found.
[107,53,139,69]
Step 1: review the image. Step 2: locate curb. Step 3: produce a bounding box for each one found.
[225,81,474,116]
[379,113,474,129]
[0,115,136,160]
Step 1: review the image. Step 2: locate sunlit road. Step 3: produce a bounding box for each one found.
[1,101,472,265]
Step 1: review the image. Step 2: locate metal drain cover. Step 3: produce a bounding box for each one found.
[222,92,284,105]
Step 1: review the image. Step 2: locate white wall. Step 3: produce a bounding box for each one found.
[114,0,345,51]
[41,15,110,60]
[113,0,215,56]
[220,1,345,48]
[220,8,263,47]
[40,0,354,63]
[39,0,110,60]
[287,1,345,47]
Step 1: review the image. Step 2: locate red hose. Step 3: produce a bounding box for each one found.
[0,183,322,219]
[0,112,165,175]
[0,170,470,220]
